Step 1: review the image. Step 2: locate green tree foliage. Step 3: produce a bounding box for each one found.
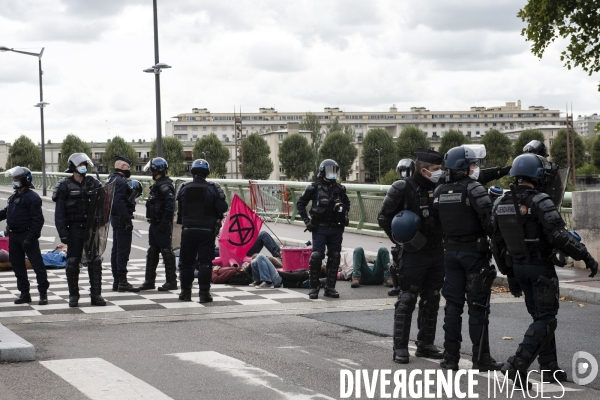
[550,129,585,168]
[379,169,400,185]
[58,134,92,172]
[438,130,471,155]
[103,136,138,171]
[326,117,355,138]
[299,112,324,177]
[192,133,230,177]
[362,127,396,182]
[593,136,600,170]
[279,134,314,181]
[149,137,186,177]
[577,163,600,175]
[513,129,546,157]
[319,131,358,181]
[241,133,273,180]
[396,126,431,160]
[5,135,42,170]
[582,134,598,163]
[480,129,512,168]
[518,1,600,90]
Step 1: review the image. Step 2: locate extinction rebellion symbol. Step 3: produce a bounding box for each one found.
[228,214,256,246]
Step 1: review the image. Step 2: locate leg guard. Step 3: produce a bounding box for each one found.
[440,341,461,371]
[308,251,324,299]
[415,290,442,359]
[442,300,464,357]
[324,251,340,298]
[468,302,489,347]
[392,285,418,364]
[158,248,178,291]
[139,246,160,290]
[66,257,80,307]
[197,263,212,288]
[88,257,106,306]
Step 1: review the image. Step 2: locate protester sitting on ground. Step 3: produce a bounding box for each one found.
[211,264,253,286]
[214,231,282,259]
[351,247,393,288]
[244,254,283,289]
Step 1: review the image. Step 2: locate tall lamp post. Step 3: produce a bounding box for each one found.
[144,0,170,158]
[0,46,49,196]
[375,148,382,182]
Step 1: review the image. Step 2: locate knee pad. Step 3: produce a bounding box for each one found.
[326,251,341,268]
[66,257,81,273]
[467,304,489,326]
[466,272,483,293]
[533,277,559,309]
[310,251,325,267]
[420,290,441,312]
[89,256,102,270]
[395,291,418,313]
[161,248,175,262]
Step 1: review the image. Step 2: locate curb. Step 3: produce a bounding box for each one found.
[0,324,35,362]
[493,275,600,306]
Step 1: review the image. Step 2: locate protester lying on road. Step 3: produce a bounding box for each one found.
[351,247,393,288]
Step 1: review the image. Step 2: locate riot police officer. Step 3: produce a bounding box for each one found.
[176,159,228,303]
[396,159,415,179]
[434,145,503,371]
[378,149,445,364]
[0,167,49,305]
[108,156,140,292]
[53,153,105,307]
[138,157,177,291]
[297,159,350,300]
[492,153,598,386]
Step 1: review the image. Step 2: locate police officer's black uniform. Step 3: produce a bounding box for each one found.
[107,156,140,292]
[378,149,445,364]
[177,159,228,303]
[53,153,105,307]
[434,145,503,371]
[0,167,49,305]
[138,158,177,291]
[492,153,598,386]
[297,159,350,300]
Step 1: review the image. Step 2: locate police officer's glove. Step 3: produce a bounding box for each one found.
[304,219,314,233]
[507,277,522,298]
[585,254,598,278]
[60,236,69,245]
[22,236,33,251]
[124,220,134,232]
[158,219,169,232]
[499,166,511,177]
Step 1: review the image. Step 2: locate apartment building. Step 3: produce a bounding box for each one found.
[575,114,600,137]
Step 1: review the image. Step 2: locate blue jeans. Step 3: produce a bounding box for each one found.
[246,231,281,257]
[251,254,282,287]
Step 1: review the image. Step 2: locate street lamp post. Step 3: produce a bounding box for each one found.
[375,148,382,182]
[201,151,208,159]
[0,46,48,196]
[143,0,170,158]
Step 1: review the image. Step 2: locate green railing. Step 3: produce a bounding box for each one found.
[0,172,573,237]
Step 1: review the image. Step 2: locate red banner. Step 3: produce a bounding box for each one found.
[216,194,263,267]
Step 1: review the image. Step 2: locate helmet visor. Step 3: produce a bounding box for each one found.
[143,160,152,172]
[4,166,27,178]
[464,144,486,167]
[324,165,339,180]
[68,153,93,168]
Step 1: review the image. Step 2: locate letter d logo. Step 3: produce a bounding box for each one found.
[572,351,598,386]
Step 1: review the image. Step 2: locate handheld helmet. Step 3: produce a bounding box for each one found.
[318,159,339,180]
[191,159,210,176]
[523,140,548,158]
[5,166,33,188]
[488,186,504,199]
[144,157,168,178]
[396,159,415,178]
[67,153,93,175]
[444,145,478,171]
[391,210,427,252]
[127,179,143,204]
[552,230,581,266]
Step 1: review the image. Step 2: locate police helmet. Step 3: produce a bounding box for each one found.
[444,145,478,171]
[396,159,415,177]
[391,210,427,252]
[509,153,546,180]
[318,159,339,180]
[67,153,93,173]
[144,157,168,176]
[127,179,143,203]
[489,186,504,199]
[4,166,33,187]
[191,159,210,176]
[523,140,548,158]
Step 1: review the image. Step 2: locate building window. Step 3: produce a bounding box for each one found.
[278,134,284,141]
[279,166,284,173]
[467,131,471,135]
[476,123,480,127]
[202,126,207,131]
[222,126,227,131]
[432,123,437,127]
[423,124,428,128]
[280,125,285,129]
[192,126,198,131]
[185,116,196,121]
[441,123,446,128]
[476,131,480,135]
[175,125,187,131]
[222,134,227,140]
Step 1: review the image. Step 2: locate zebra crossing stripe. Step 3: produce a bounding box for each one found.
[169,351,335,400]
[40,358,172,399]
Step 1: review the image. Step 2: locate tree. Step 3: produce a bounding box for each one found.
[592,136,600,170]
[103,136,138,171]
[241,133,273,180]
[480,129,512,168]
[149,137,186,177]
[5,135,41,171]
[518,1,600,90]
[192,133,230,177]
[279,134,314,180]
[380,169,401,185]
[319,131,358,181]
[396,126,431,160]
[326,116,355,138]
[550,129,585,168]
[513,129,545,157]
[438,130,471,154]
[362,127,396,182]
[58,134,92,172]
[299,112,324,177]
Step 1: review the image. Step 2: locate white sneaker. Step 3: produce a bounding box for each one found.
[257,281,274,289]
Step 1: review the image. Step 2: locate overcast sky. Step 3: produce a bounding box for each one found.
[1,0,599,145]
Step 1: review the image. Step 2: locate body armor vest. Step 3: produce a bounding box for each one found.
[146,179,172,221]
[404,178,439,237]
[309,182,344,225]
[181,182,217,227]
[437,179,485,238]
[64,177,96,222]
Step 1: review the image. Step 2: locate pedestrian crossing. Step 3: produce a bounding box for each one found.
[40,351,335,399]
[0,261,321,318]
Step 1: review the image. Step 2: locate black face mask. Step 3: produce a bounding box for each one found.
[116,168,131,178]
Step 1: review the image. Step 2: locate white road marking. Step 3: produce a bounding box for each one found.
[39,236,56,242]
[169,351,334,399]
[40,358,173,399]
[106,238,147,251]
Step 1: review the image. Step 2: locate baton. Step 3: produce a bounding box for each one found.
[132,229,142,239]
[478,290,492,363]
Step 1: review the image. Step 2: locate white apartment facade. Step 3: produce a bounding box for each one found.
[575,114,600,137]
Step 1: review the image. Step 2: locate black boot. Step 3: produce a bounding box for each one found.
[66,258,80,307]
[14,292,31,304]
[139,246,159,290]
[393,348,410,364]
[415,291,442,359]
[388,287,400,297]
[112,278,118,292]
[472,345,504,371]
[199,285,213,303]
[324,252,340,298]
[308,251,324,300]
[158,248,178,291]
[502,357,532,390]
[118,275,140,292]
[38,292,48,306]
[88,259,107,306]
[540,360,568,383]
[440,342,461,371]
[179,287,192,301]
[392,289,417,364]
